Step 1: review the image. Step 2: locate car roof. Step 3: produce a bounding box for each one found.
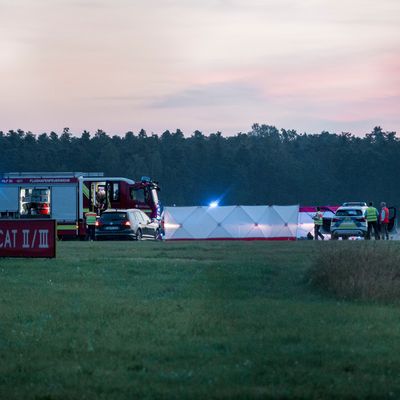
[337,205,367,210]
[103,208,146,214]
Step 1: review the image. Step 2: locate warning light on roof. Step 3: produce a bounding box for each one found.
[209,201,219,208]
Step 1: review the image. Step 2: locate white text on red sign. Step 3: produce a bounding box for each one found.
[0,229,50,249]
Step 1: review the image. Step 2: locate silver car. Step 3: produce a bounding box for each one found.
[330,202,368,240]
[96,209,161,240]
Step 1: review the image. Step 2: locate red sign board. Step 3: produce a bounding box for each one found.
[0,219,56,258]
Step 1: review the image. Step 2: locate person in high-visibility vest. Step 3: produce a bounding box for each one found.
[85,210,97,241]
[364,202,380,240]
[313,206,324,240]
[380,201,390,240]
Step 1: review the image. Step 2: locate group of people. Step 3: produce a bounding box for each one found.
[364,202,390,240]
[312,202,391,240]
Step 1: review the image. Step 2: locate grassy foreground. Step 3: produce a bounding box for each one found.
[1,241,400,399]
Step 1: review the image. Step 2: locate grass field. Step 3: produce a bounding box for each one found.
[1,241,400,399]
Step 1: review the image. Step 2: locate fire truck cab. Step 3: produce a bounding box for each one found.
[0,172,162,239]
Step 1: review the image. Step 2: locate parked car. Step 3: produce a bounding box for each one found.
[95,209,161,241]
[330,202,368,240]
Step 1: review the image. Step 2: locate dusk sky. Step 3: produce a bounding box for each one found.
[1,0,399,136]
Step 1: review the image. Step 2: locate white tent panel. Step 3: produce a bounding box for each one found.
[272,205,299,237]
[165,206,198,223]
[297,212,314,238]
[219,206,254,238]
[163,208,176,222]
[206,206,236,223]
[255,207,274,237]
[245,224,268,238]
[241,206,269,223]
[163,209,184,239]
[179,207,218,239]
[168,227,194,240]
[163,209,178,227]
[164,205,299,240]
[208,225,234,239]
[253,206,298,238]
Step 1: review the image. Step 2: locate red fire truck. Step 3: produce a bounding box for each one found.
[0,172,162,239]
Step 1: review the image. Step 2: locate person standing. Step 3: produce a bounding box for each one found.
[95,186,107,215]
[85,210,97,241]
[380,202,390,240]
[313,207,324,240]
[364,202,380,240]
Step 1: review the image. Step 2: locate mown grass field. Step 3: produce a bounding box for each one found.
[1,241,400,399]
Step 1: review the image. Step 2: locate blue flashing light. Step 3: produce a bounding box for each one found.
[209,201,219,208]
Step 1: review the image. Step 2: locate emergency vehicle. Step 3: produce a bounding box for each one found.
[0,172,162,239]
[329,202,397,240]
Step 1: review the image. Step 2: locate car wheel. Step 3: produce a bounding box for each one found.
[342,236,349,240]
[331,234,338,240]
[136,229,142,241]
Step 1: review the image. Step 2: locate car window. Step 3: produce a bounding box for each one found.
[101,212,127,221]
[128,211,136,222]
[136,212,147,223]
[141,212,151,223]
[336,209,362,217]
[131,211,141,223]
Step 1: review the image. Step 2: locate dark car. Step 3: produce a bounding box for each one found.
[95,209,161,241]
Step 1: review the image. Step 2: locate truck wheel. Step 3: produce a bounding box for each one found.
[136,229,142,241]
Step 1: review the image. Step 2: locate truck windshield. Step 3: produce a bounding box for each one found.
[130,188,145,203]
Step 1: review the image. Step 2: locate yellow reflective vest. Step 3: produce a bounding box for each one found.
[314,211,323,226]
[365,207,378,222]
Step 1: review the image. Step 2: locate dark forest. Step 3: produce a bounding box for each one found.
[1,124,397,207]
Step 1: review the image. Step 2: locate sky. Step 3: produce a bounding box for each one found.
[0,0,399,137]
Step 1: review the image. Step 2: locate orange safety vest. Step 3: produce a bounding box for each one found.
[381,207,389,223]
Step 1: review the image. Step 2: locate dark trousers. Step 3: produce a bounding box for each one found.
[86,225,96,241]
[366,221,380,240]
[314,225,324,240]
[380,223,389,240]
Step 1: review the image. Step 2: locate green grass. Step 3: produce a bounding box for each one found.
[1,241,400,399]
[309,242,400,302]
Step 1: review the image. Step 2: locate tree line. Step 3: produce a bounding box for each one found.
[0,125,398,207]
